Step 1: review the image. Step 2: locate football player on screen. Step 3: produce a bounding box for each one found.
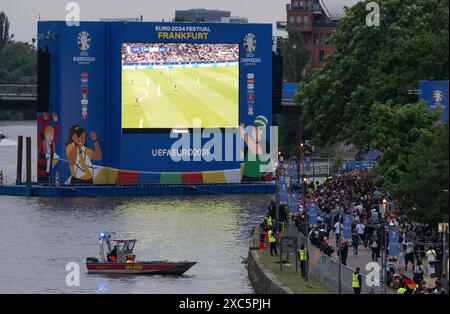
[135,97,139,108]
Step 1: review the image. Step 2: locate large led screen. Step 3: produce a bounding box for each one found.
[121,43,239,130]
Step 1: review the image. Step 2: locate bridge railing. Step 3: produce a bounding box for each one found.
[0,85,37,96]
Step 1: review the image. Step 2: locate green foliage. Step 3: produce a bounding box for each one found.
[274,113,301,155]
[317,148,337,159]
[0,110,23,120]
[280,31,310,82]
[331,154,344,174]
[298,0,449,225]
[0,12,12,51]
[301,0,449,150]
[0,12,36,120]
[369,102,439,188]
[395,123,449,224]
[369,102,448,224]
[0,41,36,84]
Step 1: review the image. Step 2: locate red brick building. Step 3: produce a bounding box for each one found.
[286,0,359,73]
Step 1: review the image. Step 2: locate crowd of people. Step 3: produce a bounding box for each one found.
[260,167,447,294]
[292,169,385,260]
[122,43,239,65]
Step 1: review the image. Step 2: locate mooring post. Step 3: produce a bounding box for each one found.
[16,136,23,185]
[26,136,32,185]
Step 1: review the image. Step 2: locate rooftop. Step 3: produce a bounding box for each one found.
[319,0,360,20]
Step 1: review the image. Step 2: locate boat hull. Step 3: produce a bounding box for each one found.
[86,261,196,275]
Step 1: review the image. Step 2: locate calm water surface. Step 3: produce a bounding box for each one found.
[0,121,271,293]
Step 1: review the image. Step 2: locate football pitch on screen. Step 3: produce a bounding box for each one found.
[121,66,239,129]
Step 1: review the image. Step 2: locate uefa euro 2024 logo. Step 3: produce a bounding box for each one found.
[244,33,256,53]
[74,31,95,64]
[433,90,443,103]
[78,31,91,51]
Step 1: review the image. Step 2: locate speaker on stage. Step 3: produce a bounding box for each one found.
[272,54,283,114]
[36,47,51,112]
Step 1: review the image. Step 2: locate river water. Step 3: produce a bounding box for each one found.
[0,121,271,294]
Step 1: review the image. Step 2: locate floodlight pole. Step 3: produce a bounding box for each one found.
[275,164,280,234]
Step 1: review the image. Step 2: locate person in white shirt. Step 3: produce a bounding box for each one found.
[334,220,343,249]
[426,246,437,277]
[355,222,366,247]
[355,203,364,214]
[389,218,399,228]
[404,241,415,271]
[413,260,425,284]
[371,209,379,223]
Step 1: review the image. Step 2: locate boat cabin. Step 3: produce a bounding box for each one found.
[98,232,136,263]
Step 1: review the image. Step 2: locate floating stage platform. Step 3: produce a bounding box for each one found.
[0,183,275,197]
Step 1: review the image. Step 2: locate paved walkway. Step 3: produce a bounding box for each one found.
[326,234,436,288]
[287,223,436,294]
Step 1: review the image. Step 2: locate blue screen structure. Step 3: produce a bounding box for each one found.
[36,21,273,185]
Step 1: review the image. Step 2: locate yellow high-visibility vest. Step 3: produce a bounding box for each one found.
[352,273,360,288]
[267,217,272,227]
[397,287,407,294]
[298,249,307,261]
[268,230,276,243]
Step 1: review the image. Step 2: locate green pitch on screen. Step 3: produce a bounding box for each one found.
[121,65,239,129]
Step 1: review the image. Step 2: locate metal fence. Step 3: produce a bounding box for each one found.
[293,226,385,294]
[281,157,347,182]
[0,84,37,96]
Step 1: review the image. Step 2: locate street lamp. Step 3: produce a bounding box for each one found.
[278,151,283,162]
[289,142,304,187]
[292,44,297,82]
[302,176,309,281]
[274,161,280,234]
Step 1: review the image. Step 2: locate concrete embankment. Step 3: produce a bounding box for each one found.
[247,249,293,294]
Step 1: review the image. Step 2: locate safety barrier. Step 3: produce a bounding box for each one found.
[0,84,36,96]
[294,228,385,294]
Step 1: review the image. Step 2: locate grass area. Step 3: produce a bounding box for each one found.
[121,65,239,129]
[257,248,334,294]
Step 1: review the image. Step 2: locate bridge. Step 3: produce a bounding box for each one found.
[0,85,37,111]
[0,83,300,111]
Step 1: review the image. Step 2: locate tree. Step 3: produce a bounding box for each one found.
[0,11,12,51]
[369,102,439,188]
[0,12,34,85]
[273,31,310,155]
[0,41,36,84]
[0,12,36,120]
[369,102,448,225]
[300,0,449,150]
[394,122,448,225]
[279,31,310,82]
[274,113,301,155]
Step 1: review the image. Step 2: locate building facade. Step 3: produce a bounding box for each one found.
[221,16,248,24]
[286,0,359,71]
[175,9,231,23]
